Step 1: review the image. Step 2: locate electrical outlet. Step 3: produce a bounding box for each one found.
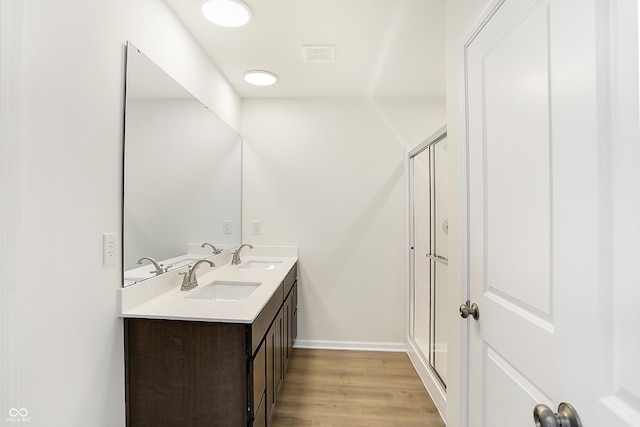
[252,221,261,235]
[103,233,117,265]
[223,220,232,234]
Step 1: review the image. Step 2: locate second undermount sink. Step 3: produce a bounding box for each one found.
[185,281,262,301]
[238,260,282,270]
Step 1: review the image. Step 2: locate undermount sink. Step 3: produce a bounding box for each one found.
[185,281,262,301]
[238,260,283,270]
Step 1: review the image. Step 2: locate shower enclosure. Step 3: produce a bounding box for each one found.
[408,126,448,414]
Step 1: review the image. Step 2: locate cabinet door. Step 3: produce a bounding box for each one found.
[283,296,292,372]
[283,282,297,373]
[292,281,298,342]
[250,342,266,420]
[274,308,284,392]
[252,393,266,427]
[265,324,276,420]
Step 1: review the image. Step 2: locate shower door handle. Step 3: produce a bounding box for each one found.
[459,300,479,320]
[426,253,448,265]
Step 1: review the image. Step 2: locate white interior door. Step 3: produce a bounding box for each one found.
[463,0,640,426]
[466,1,554,424]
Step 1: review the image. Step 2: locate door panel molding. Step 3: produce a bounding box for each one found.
[485,346,551,426]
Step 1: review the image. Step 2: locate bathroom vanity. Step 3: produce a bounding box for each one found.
[120,44,296,426]
[121,254,298,427]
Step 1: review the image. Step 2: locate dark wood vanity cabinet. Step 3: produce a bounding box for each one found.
[125,263,298,427]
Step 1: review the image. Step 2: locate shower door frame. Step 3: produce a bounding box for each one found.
[407,125,447,417]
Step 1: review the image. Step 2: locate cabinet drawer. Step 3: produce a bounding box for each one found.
[249,282,283,354]
[283,263,297,296]
[249,263,297,354]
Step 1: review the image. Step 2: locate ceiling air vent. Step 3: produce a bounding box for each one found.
[302,45,336,62]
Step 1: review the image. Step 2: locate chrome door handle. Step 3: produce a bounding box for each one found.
[533,403,582,427]
[459,300,479,320]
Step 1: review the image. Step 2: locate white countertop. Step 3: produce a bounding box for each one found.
[120,249,298,324]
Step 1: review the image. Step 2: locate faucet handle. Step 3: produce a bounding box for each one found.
[179,271,189,286]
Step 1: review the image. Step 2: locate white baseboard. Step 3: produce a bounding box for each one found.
[293,339,407,352]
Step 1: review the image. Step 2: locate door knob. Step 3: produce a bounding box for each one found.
[533,402,582,427]
[459,300,479,320]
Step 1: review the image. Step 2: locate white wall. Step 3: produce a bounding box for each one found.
[444,0,492,426]
[241,98,445,348]
[0,0,240,425]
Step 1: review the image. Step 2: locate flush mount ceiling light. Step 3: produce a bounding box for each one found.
[244,70,278,86]
[201,0,252,28]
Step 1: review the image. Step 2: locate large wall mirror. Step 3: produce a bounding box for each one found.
[122,42,242,287]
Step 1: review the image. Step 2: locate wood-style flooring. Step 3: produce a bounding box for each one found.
[270,349,446,427]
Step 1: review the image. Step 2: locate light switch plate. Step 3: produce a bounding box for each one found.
[103,233,117,265]
[251,221,261,235]
[223,220,232,234]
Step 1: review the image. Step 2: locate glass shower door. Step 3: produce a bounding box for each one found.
[411,147,431,362]
[431,138,448,386]
[409,133,448,390]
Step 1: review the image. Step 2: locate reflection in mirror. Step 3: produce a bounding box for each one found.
[122,42,242,287]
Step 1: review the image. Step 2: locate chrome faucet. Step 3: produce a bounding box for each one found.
[179,259,215,291]
[201,242,223,255]
[231,244,253,265]
[137,257,165,276]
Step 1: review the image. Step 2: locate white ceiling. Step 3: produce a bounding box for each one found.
[164,0,446,99]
